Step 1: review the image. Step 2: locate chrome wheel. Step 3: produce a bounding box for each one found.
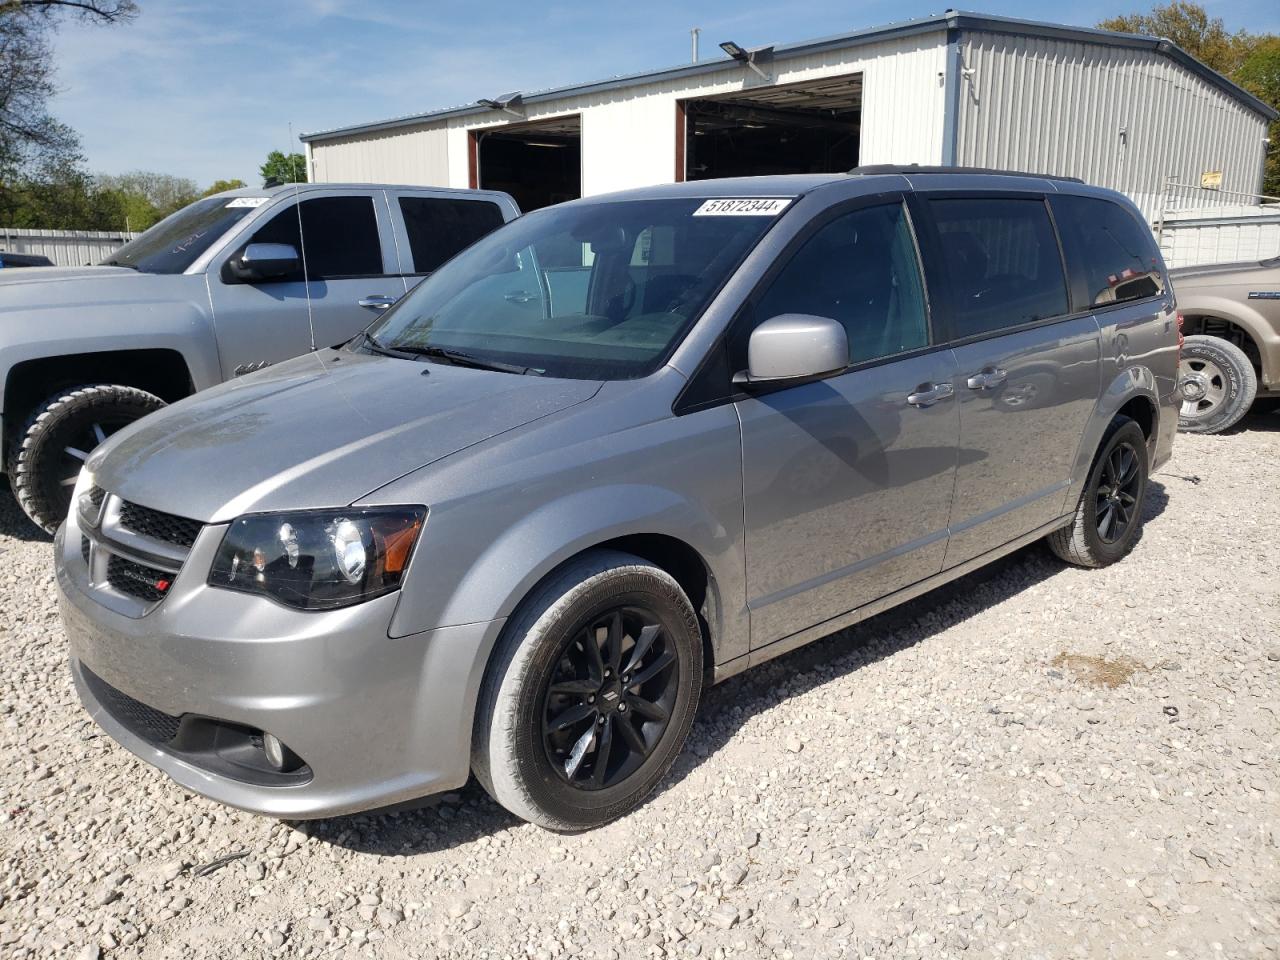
[1178,356,1227,420]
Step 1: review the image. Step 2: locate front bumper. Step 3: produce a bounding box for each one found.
[56,520,505,819]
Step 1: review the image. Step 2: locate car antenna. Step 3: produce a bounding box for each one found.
[286,122,316,352]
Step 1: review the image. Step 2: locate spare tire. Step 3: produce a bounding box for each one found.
[9,384,166,534]
[1177,335,1257,434]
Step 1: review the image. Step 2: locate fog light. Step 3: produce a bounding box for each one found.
[262,732,287,770]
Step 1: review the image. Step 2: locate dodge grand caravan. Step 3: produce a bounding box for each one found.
[56,168,1179,830]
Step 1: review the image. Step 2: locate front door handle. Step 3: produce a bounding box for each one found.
[966,368,1008,390]
[906,382,955,408]
[358,295,397,310]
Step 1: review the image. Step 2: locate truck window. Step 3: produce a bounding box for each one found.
[248,196,383,280]
[1050,195,1166,309]
[928,197,1069,340]
[398,197,506,273]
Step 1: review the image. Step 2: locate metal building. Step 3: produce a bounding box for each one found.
[299,11,1277,220]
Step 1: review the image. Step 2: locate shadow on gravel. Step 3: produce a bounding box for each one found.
[0,480,52,544]
[297,479,1171,857]
[1224,404,1280,434]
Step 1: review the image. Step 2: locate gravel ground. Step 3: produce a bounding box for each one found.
[1,410,1278,960]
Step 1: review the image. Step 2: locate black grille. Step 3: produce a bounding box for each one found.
[80,536,91,566]
[118,501,202,549]
[106,554,171,603]
[88,486,106,508]
[81,667,181,744]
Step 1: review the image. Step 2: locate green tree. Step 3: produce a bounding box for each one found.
[201,178,247,197]
[0,1,137,221]
[1235,38,1280,197]
[259,150,306,186]
[1099,1,1249,74]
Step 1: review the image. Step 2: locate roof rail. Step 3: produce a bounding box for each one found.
[849,164,1084,183]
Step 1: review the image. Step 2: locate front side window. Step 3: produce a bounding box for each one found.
[246,196,382,280]
[399,197,506,273]
[101,197,261,274]
[929,197,1069,339]
[1050,195,1165,308]
[365,197,784,380]
[749,202,929,365]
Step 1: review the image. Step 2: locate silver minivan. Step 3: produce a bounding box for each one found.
[56,169,1179,830]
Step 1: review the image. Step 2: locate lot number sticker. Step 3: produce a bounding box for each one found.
[225,197,271,208]
[693,197,792,216]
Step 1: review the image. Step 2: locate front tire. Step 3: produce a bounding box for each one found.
[1177,335,1257,434]
[1047,416,1148,569]
[9,384,166,534]
[473,550,703,831]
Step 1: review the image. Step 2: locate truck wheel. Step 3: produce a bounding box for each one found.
[1177,335,1257,434]
[9,384,166,534]
[1047,415,1148,569]
[473,550,703,831]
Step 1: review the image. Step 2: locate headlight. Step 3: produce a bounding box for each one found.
[208,507,426,610]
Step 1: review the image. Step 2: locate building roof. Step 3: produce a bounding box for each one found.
[299,9,1278,143]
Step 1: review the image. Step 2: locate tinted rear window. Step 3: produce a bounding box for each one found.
[929,197,1069,339]
[399,197,506,273]
[1050,195,1165,309]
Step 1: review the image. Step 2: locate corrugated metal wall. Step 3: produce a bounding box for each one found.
[955,32,1269,220]
[0,228,139,267]
[315,33,949,196]
[307,123,451,185]
[1158,208,1280,268]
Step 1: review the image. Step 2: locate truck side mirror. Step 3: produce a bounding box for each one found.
[222,242,300,283]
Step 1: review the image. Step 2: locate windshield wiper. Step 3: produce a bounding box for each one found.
[359,330,409,359]
[387,343,539,375]
[101,259,139,270]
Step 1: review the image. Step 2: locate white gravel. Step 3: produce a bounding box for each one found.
[1,409,1278,960]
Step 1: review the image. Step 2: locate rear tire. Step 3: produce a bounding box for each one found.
[9,384,165,534]
[1177,335,1257,434]
[1047,416,1148,569]
[472,550,703,831]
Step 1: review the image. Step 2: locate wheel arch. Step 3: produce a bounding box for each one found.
[1063,369,1162,512]
[1178,305,1271,384]
[3,349,195,466]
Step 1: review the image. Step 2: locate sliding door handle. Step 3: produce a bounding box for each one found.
[966,368,1008,390]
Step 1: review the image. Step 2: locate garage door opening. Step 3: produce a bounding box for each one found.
[475,115,581,211]
[682,74,862,180]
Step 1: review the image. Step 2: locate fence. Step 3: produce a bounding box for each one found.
[1155,179,1280,269]
[0,228,139,267]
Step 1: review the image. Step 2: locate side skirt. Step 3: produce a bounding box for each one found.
[712,513,1074,683]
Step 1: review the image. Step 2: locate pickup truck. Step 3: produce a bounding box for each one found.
[0,183,519,532]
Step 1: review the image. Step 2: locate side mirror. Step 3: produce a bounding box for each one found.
[223,242,300,283]
[735,313,849,385]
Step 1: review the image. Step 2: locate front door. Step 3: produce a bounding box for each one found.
[920,194,1101,566]
[734,198,961,648]
[208,190,399,378]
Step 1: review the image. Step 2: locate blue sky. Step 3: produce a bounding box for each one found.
[49,0,1280,188]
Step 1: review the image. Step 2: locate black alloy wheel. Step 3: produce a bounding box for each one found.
[540,606,679,791]
[1094,439,1142,544]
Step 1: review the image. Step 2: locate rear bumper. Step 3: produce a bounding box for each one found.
[57,523,505,819]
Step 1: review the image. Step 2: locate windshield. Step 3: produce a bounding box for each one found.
[101,196,266,274]
[364,197,787,379]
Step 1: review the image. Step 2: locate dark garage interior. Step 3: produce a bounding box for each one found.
[683,73,862,180]
[476,115,581,211]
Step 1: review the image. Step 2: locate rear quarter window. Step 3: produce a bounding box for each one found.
[1050,195,1166,309]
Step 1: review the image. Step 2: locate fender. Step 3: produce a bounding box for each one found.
[388,481,747,665]
[1177,292,1278,387]
[1061,364,1162,510]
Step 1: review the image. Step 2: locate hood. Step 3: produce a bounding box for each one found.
[0,264,137,286]
[88,350,602,523]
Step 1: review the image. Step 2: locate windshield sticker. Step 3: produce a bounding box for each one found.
[693,197,792,217]
[225,197,271,208]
